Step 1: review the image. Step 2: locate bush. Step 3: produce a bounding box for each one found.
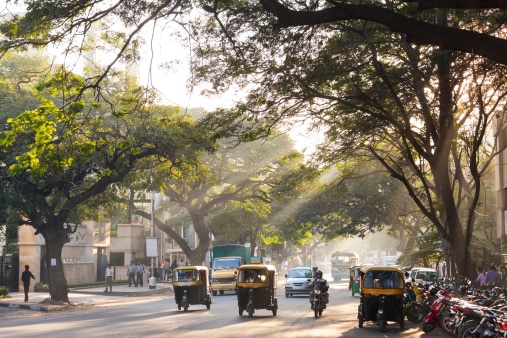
[0,287,9,298]
[34,282,49,291]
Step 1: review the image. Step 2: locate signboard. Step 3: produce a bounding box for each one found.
[145,237,158,258]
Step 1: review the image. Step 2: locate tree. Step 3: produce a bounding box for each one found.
[0,68,214,302]
[132,133,311,265]
[210,199,270,257]
[1,1,504,279]
[189,5,503,278]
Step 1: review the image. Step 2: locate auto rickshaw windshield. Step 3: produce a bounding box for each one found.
[363,270,403,289]
[238,269,267,282]
[173,269,199,282]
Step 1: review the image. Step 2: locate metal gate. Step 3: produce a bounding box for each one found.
[0,255,19,292]
[97,253,108,281]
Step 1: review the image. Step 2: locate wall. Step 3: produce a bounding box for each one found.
[63,263,95,284]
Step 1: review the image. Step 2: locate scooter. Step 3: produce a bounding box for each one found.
[404,284,424,323]
[422,289,455,334]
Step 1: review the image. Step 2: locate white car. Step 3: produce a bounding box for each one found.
[285,267,314,297]
[409,268,438,284]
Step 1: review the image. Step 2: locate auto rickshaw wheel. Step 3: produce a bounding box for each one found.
[272,308,277,316]
[219,290,224,295]
[178,303,181,310]
[247,304,254,317]
[184,302,189,312]
[206,298,211,310]
[379,319,386,332]
[400,316,405,330]
[358,316,363,328]
[239,307,244,316]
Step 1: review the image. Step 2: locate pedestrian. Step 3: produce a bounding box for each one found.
[127,261,136,287]
[476,267,486,288]
[136,262,144,287]
[104,264,114,292]
[163,259,170,282]
[21,265,35,302]
[171,260,178,272]
[178,259,185,267]
[485,263,502,287]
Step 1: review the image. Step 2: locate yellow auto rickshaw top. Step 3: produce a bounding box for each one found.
[236,264,277,286]
[172,265,209,285]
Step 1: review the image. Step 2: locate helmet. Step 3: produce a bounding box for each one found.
[429,285,438,296]
[405,282,412,288]
[316,270,323,278]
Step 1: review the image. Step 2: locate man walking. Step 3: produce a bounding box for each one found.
[21,265,35,302]
[136,262,144,287]
[163,259,170,282]
[104,264,114,292]
[127,261,136,287]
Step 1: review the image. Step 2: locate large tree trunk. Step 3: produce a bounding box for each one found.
[44,222,70,303]
[187,210,211,266]
[431,48,476,279]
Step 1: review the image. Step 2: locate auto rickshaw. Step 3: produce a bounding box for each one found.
[357,265,405,332]
[350,265,362,296]
[172,265,212,312]
[236,264,278,317]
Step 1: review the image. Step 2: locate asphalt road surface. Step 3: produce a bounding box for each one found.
[0,279,449,337]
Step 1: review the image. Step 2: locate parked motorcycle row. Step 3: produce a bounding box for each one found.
[404,278,507,337]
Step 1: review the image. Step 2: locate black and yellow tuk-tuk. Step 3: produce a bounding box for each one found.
[350,265,362,296]
[172,266,212,312]
[358,265,405,332]
[236,264,278,317]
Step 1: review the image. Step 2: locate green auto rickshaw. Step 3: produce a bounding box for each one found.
[350,265,362,296]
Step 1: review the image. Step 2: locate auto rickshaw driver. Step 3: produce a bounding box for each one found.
[245,270,265,282]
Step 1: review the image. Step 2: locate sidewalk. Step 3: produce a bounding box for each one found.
[0,281,173,312]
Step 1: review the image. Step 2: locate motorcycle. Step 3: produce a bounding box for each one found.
[421,289,455,334]
[311,280,327,318]
[404,283,424,323]
[452,301,484,338]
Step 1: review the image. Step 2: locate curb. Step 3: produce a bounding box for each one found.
[0,302,52,312]
[69,286,172,297]
[0,286,173,312]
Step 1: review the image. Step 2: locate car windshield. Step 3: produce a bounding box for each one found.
[288,269,312,279]
[213,259,240,270]
[416,271,437,281]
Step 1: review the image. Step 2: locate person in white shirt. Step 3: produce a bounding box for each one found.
[105,264,114,292]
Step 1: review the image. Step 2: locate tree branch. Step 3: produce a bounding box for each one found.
[259,1,507,65]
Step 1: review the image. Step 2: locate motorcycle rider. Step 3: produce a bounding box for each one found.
[309,270,329,309]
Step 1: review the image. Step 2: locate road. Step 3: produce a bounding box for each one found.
[0,279,449,338]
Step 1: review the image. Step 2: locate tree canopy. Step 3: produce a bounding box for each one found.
[1,0,506,279]
[0,63,215,301]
